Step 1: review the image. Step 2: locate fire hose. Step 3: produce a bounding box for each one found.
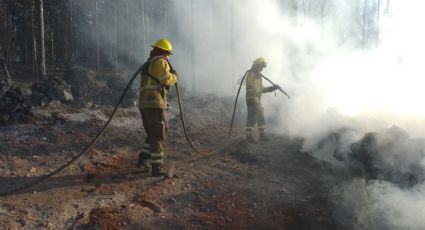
[228,71,249,136]
[0,65,288,197]
[0,65,237,196]
[0,65,144,197]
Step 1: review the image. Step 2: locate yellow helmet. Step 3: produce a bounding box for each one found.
[253,57,267,65]
[152,38,173,53]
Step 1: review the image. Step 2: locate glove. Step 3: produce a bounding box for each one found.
[268,85,280,92]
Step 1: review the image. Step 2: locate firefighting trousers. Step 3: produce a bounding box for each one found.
[140,108,168,165]
[246,101,266,135]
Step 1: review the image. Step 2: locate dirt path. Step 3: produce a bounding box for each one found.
[0,105,338,229]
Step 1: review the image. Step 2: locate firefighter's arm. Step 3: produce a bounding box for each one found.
[150,58,177,86]
[262,85,279,93]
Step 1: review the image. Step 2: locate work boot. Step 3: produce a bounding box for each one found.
[259,133,271,142]
[151,164,168,177]
[137,152,150,169]
[246,134,258,144]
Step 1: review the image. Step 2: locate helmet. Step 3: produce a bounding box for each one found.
[152,38,173,53]
[253,57,267,66]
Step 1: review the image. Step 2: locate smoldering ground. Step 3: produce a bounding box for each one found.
[333,179,425,230]
[278,1,425,229]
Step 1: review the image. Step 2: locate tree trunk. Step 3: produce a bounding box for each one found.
[0,4,3,61]
[49,0,54,64]
[140,0,147,58]
[385,0,390,14]
[163,0,167,36]
[25,30,29,64]
[51,30,54,64]
[95,0,99,71]
[230,3,235,91]
[31,0,38,78]
[130,6,134,71]
[3,2,9,65]
[67,0,73,64]
[319,0,326,39]
[2,59,12,84]
[376,0,382,46]
[126,1,131,72]
[114,1,118,71]
[190,0,196,94]
[38,0,46,80]
[362,0,368,49]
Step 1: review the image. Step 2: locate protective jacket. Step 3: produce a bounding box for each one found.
[138,56,177,109]
[245,70,270,103]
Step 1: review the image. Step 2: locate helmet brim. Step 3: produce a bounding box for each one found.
[151,46,173,54]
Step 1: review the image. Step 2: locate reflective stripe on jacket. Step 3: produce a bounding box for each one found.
[138,56,177,109]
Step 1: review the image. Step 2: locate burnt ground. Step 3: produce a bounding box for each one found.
[0,67,341,229]
[0,102,340,230]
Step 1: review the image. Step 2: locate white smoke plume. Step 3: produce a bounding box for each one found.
[167,0,425,138]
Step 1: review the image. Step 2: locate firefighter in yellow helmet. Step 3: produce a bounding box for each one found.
[245,57,280,143]
[137,38,177,176]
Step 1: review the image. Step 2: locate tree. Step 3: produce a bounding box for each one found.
[37,0,46,80]
[31,0,38,77]
[95,0,99,71]
[66,0,73,64]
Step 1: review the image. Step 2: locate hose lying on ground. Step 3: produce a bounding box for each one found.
[0,65,244,196]
[0,65,281,196]
[0,65,144,197]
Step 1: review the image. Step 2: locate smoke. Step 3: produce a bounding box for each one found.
[167,0,294,95]
[170,1,425,229]
[334,179,425,230]
[77,0,425,228]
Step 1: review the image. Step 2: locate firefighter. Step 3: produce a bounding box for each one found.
[137,38,177,176]
[245,57,280,143]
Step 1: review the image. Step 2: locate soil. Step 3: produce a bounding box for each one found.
[0,66,341,229]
